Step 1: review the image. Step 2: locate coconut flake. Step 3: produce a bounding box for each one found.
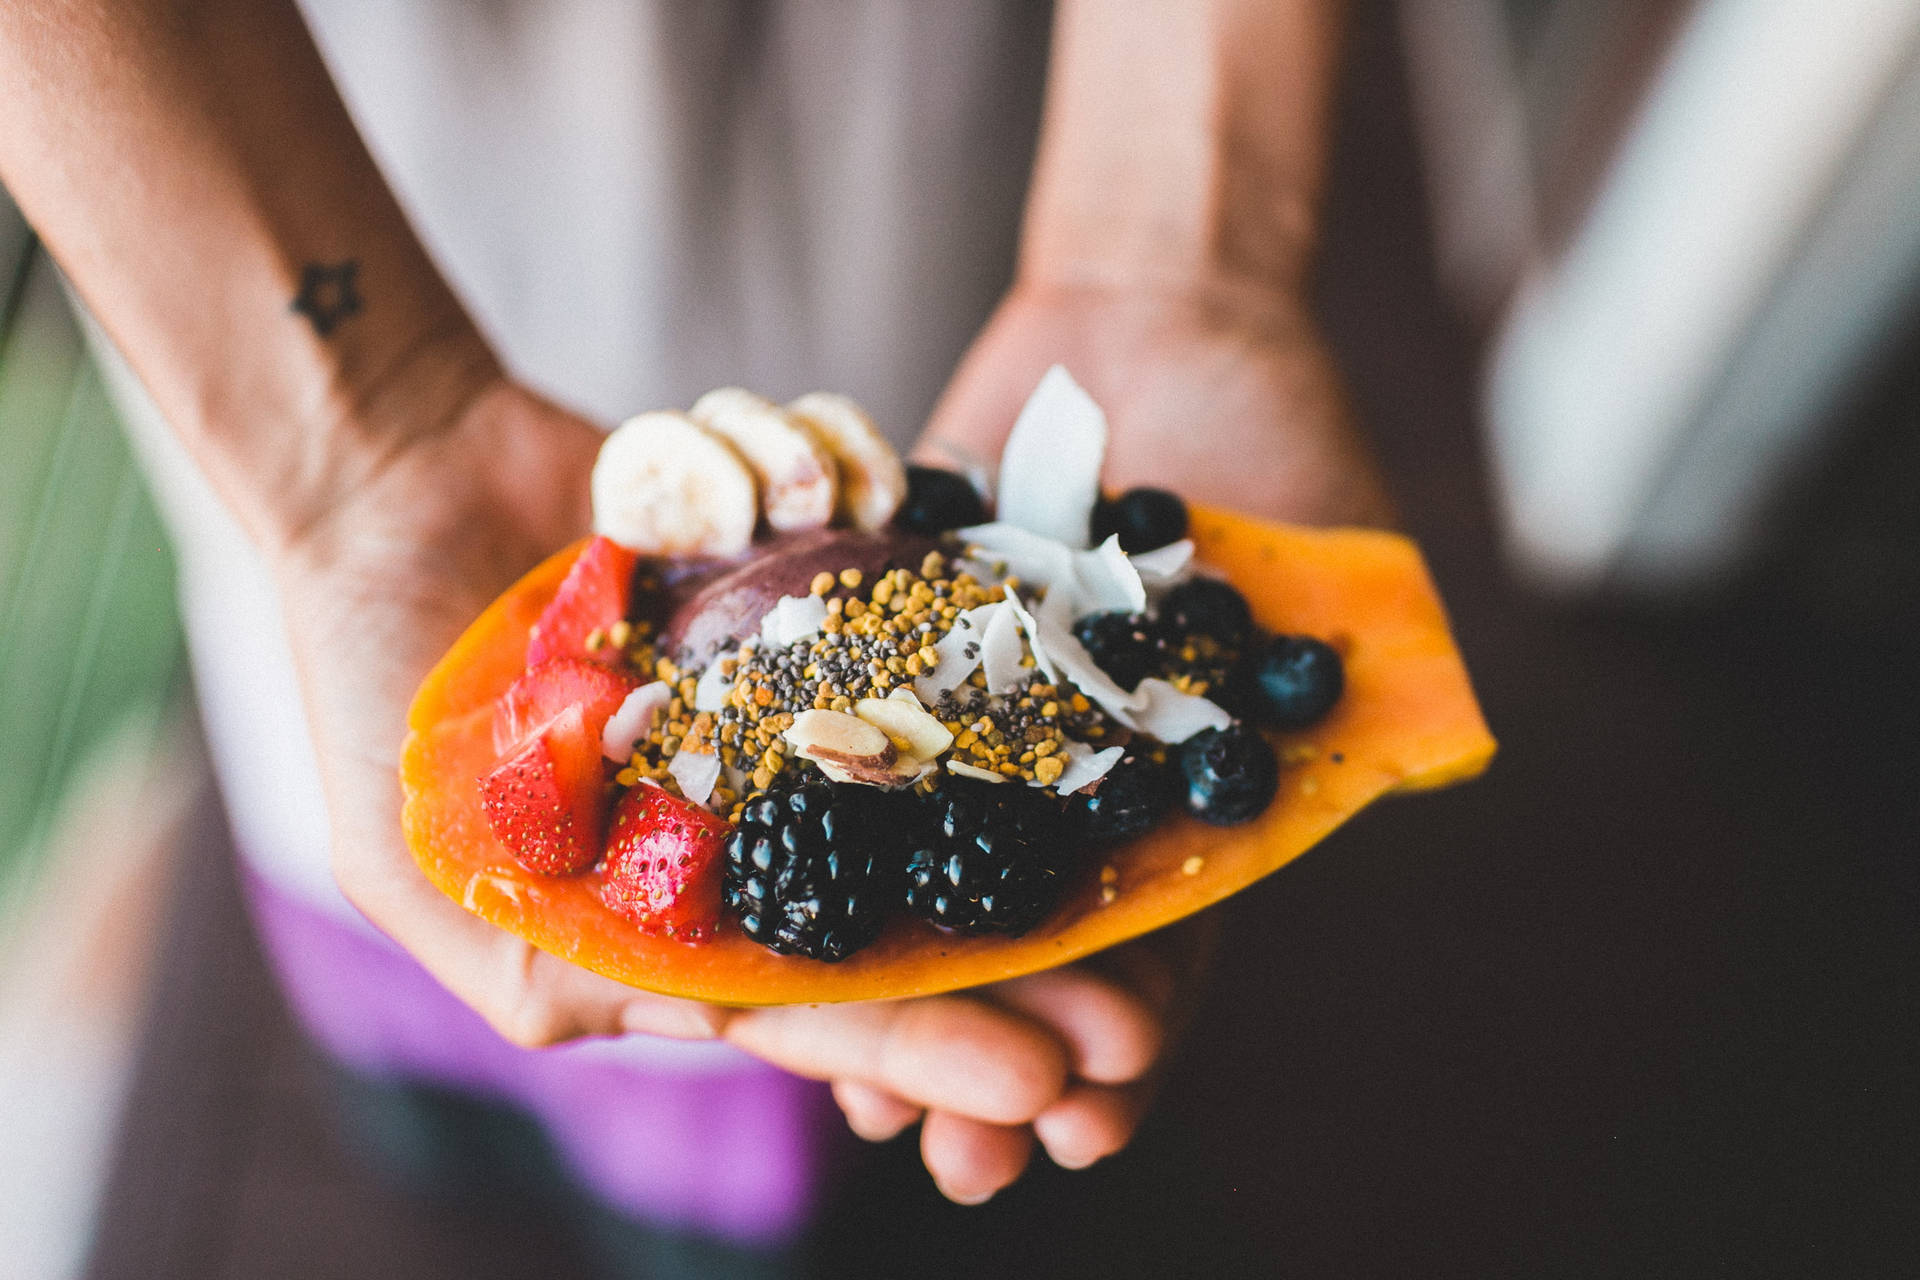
[996,366,1107,548]
[960,528,1144,634]
[955,522,1075,594]
[667,747,723,808]
[1130,538,1195,585]
[691,651,741,713]
[1007,591,1143,720]
[1001,591,1061,688]
[1069,535,1147,616]
[602,681,673,761]
[758,593,828,649]
[978,600,1028,695]
[913,601,1001,702]
[1115,677,1232,743]
[1041,742,1126,795]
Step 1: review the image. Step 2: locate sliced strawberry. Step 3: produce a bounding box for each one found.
[599,785,731,941]
[478,704,608,875]
[527,535,639,667]
[493,658,641,757]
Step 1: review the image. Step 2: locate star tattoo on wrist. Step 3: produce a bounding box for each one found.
[291,260,362,336]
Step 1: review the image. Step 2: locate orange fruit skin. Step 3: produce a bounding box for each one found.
[402,507,1496,1006]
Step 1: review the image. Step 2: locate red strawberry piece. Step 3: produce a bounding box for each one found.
[493,658,640,757]
[478,704,608,875]
[527,535,639,667]
[600,785,731,941]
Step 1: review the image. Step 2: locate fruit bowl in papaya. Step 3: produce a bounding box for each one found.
[400,503,1495,1006]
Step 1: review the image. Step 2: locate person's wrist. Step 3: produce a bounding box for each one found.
[1022,0,1335,307]
[1002,260,1321,349]
[268,371,604,605]
[1017,195,1320,309]
[255,319,503,557]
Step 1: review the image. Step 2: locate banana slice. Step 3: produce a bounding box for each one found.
[787,391,907,531]
[689,388,838,532]
[591,411,758,556]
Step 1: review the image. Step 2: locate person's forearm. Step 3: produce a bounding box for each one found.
[1020,0,1342,297]
[0,0,495,553]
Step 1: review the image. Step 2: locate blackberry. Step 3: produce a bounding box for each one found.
[1162,578,1254,648]
[1071,610,1166,691]
[1069,751,1179,845]
[896,465,987,534]
[722,780,901,961]
[905,783,1075,935]
[1090,487,1189,553]
[1179,722,1279,826]
[1248,635,1344,730]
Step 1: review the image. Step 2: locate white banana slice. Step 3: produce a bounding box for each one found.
[786,391,907,531]
[689,388,838,532]
[591,410,758,556]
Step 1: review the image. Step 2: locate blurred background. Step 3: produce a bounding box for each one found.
[2,1,1915,1275]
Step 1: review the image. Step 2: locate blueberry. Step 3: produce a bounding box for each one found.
[1248,635,1344,730]
[1091,487,1189,553]
[1071,611,1165,691]
[1162,577,1254,648]
[896,465,987,534]
[1179,722,1279,826]
[1070,752,1179,844]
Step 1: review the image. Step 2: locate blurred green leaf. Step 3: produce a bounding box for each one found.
[0,216,184,915]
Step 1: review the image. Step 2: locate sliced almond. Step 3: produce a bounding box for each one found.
[787,392,907,531]
[816,756,933,788]
[947,760,1009,785]
[592,411,758,555]
[690,388,838,532]
[782,709,898,785]
[853,693,954,762]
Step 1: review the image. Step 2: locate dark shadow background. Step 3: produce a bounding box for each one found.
[83,6,1918,1277]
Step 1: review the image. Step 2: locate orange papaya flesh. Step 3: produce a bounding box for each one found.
[401,506,1495,1006]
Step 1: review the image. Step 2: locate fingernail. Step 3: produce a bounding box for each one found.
[940,1182,997,1206]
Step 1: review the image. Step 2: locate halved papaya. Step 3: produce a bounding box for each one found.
[400,507,1495,1006]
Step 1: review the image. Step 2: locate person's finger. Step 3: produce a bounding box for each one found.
[982,961,1167,1085]
[832,1079,924,1143]
[332,809,724,1046]
[721,995,1070,1124]
[1032,1081,1153,1171]
[920,1111,1035,1205]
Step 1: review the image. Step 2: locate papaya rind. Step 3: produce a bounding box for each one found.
[400,506,1495,1005]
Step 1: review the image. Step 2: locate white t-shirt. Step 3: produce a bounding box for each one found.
[105,0,1048,920]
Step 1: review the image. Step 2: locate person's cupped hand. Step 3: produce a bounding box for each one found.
[874,274,1397,1196]
[268,374,1206,1207]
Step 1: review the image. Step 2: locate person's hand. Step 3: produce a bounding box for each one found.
[883,274,1397,1195]
[923,278,1393,527]
[270,378,729,1045]
[269,373,1208,1204]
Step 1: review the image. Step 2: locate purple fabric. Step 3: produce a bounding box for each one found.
[240,870,846,1245]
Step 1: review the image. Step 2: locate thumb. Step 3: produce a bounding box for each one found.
[918,306,1066,467]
